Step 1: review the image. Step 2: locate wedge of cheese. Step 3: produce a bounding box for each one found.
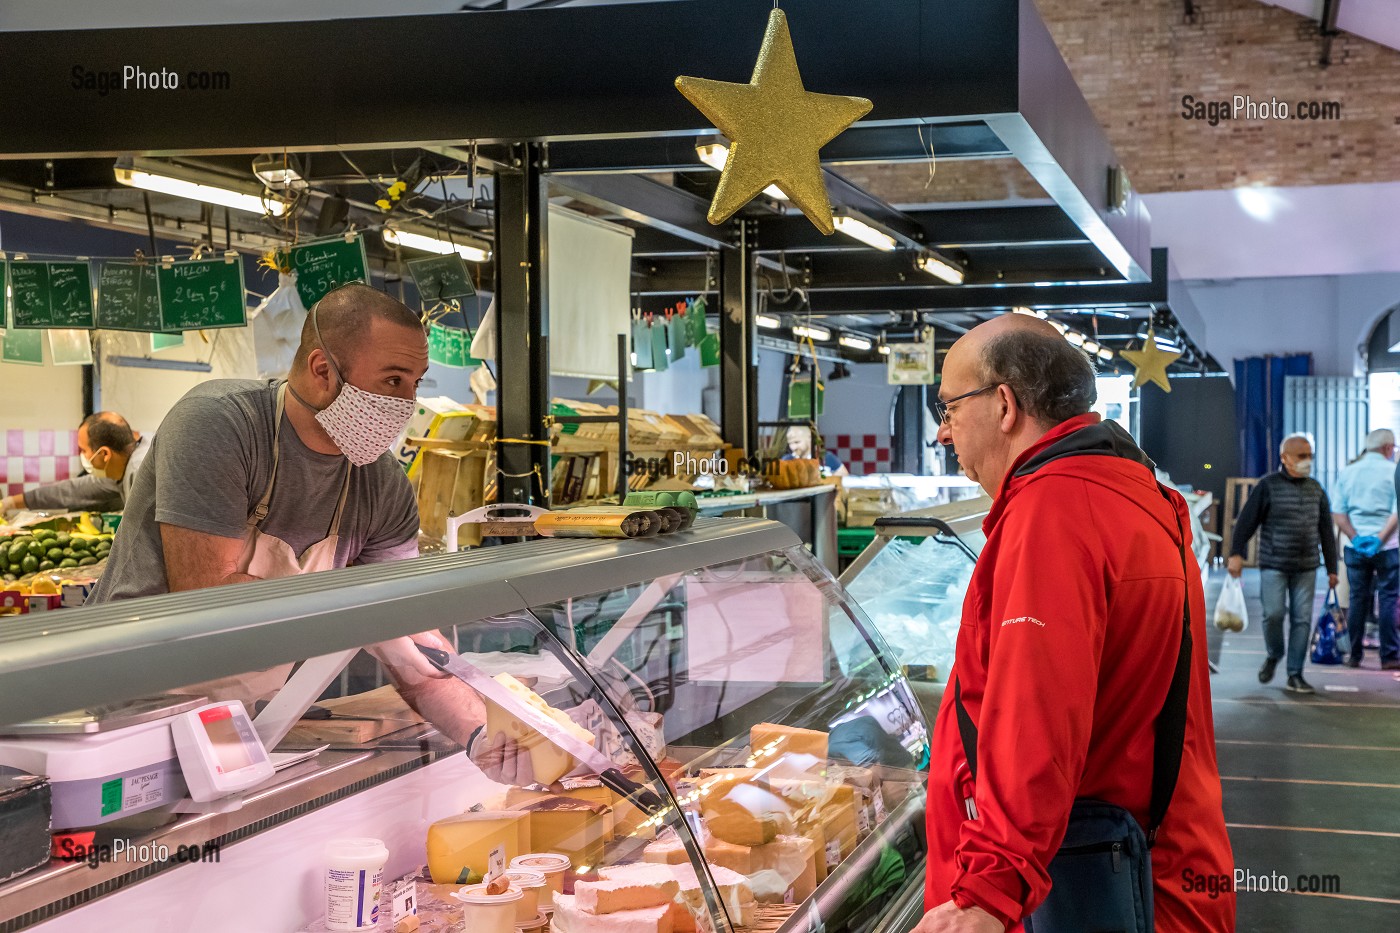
[552,894,675,933]
[702,782,794,847]
[427,810,531,884]
[702,836,752,875]
[514,796,610,871]
[485,674,597,786]
[750,723,829,762]
[643,835,690,865]
[751,835,817,901]
[574,877,680,914]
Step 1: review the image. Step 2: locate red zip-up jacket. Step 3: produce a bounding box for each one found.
[925,414,1235,931]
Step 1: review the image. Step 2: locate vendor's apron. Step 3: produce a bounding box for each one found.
[180,383,352,707]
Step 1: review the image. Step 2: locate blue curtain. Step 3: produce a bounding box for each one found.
[1234,354,1312,477]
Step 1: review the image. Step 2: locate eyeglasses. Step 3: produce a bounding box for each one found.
[933,384,999,425]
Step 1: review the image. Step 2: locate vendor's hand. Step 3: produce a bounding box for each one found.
[367,631,455,687]
[473,731,536,786]
[1329,573,1339,590]
[911,902,1004,933]
[1227,555,1243,578]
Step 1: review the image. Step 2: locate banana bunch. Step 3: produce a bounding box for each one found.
[76,513,104,536]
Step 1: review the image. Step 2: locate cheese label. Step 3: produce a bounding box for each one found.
[825,840,841,870]
[487,845,507,883]
[784,887,795,905]
[123,770,166,811]
[855,799,871,835]
[873,788,888,823]
[391,880,418,920]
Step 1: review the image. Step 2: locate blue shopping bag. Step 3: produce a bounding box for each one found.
[1310,589,1346,665]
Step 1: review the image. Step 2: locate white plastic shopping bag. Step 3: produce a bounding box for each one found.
[1214,574,1249,633]
[250,272,308,380]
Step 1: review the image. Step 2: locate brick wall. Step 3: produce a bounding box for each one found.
[847,0,1400,204]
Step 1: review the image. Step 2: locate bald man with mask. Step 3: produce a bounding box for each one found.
[88,283,486,746]
[916,315,1233,933]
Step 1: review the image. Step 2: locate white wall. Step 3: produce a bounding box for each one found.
[97,327,259,438]
[1186,272,1400,378]
[0,352,84,431]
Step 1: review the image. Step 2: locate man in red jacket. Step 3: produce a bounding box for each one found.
[916,315,1235,932]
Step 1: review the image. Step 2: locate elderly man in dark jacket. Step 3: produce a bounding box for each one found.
[1228,433,1339,694]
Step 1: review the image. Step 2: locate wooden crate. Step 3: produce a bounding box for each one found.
[417,449,489,547]
[1223,477,1261,568]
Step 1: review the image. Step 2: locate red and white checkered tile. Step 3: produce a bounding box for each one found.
[828,433,891,476]
[2,430,80,498]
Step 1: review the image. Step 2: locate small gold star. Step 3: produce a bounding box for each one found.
[675,9,872,234]
[1121,328,1182,393]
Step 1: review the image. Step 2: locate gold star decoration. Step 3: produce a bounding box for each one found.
[1120,328,1182,393]
[675,9,872,234]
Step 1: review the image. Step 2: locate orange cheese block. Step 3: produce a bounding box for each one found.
[427,810,531,884]
[749,723,829,762]
[751,835,818,901]
[702,783,794,847]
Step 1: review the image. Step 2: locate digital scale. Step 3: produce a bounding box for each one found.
[0,695,278,828]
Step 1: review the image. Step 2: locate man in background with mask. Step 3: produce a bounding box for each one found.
[1332,428,1399,669]
[1228,432,1339,694]
[1,412,148,515]
[88,283,486,746]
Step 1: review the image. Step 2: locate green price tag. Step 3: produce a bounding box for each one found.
[650,320,669,372]
[428,321,477,368]
[100,777,122,816]
[408,254,476,303]
[700,332,720,367]
[787,375,825,420]
[97,261,165,332]
[152,332,185,352]
[687,297,707,346]
[632,318,653,370]
[8,261,96,329]
[157,255,246,331]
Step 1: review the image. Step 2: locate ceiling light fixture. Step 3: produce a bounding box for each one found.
[1064,331,1086,347]
[695,139,787,200]
[115,157,289,217]
[383,227,491,262]
[756,313,782,330]
[1097,347,1115,361]
[838,334,873,351]
[792,323,832,341]
[251,153,307,192]
[1082,340,1100,355]
[878,344,891,356]
[915,250,966,285]
[833,214,897,252]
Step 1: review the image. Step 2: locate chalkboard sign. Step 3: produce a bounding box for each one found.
[96,261,163,332]
[157,255,247,331]
[8,261,96,329]
[408,254,476,302]
[289,235,368,309]
[428,322,478,369]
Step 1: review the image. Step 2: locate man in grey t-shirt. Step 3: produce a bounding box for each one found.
[1,412,149,515]
[88,284,486,747]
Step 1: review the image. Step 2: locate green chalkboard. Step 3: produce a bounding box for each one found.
[408,254,476,303]
[289,235,369,309]
[157,256,247,331]
[96,261,164,332]
[8,261,96,329]
[428,322,479,369]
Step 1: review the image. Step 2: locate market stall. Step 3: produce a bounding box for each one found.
[0,518,929,933]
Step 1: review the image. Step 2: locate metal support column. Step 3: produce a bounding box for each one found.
[718,220,759,455]
[891,384,928,474]
[494,141,551,506]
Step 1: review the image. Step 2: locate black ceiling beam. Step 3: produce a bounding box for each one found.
[544,121,1007,174]
[750,204,1087,253]
[785,248,1168,315]
[549,172,731,251]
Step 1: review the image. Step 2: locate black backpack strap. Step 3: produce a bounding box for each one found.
[951,483,1193,848]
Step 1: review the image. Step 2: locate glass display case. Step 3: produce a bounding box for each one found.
[0,517,930,933]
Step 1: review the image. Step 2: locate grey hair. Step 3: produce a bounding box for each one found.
[1279,432,1314,455]
[1365,428,1395,451]
[978,329,1097,425]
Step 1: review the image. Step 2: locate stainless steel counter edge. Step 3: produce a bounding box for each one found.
[0,517,799,727]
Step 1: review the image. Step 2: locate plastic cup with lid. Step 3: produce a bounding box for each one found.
[503,869,548,922]
[509,853,571,906]
[454,882,525,933]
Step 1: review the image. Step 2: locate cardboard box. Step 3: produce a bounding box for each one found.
[394,397,478,478]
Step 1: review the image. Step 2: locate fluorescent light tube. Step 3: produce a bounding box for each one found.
[1065,331,1085,347]
[916,252,966,284]
[834,215,897,252]
[1012,307,1037,316]
[1082,340,1100,355]
[383,227,490,262]
[696,141,786,200]
[878,345,891,356]
[1097,348,1114,361]
[839,334,873,351]
[115,163,289,217]
[792,323,832,341]
[756,313,782,329]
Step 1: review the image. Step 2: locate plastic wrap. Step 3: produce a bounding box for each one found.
[844,536,973,676]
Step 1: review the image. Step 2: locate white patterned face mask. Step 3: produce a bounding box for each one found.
[309,308,417,467]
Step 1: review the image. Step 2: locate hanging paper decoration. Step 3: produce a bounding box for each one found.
[1121,327,1181,393]
[675,9,872,234]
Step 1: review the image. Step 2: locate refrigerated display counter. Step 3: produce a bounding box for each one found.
[0,518,930,933]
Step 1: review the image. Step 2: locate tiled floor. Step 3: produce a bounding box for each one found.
[1207,568,1400,931]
